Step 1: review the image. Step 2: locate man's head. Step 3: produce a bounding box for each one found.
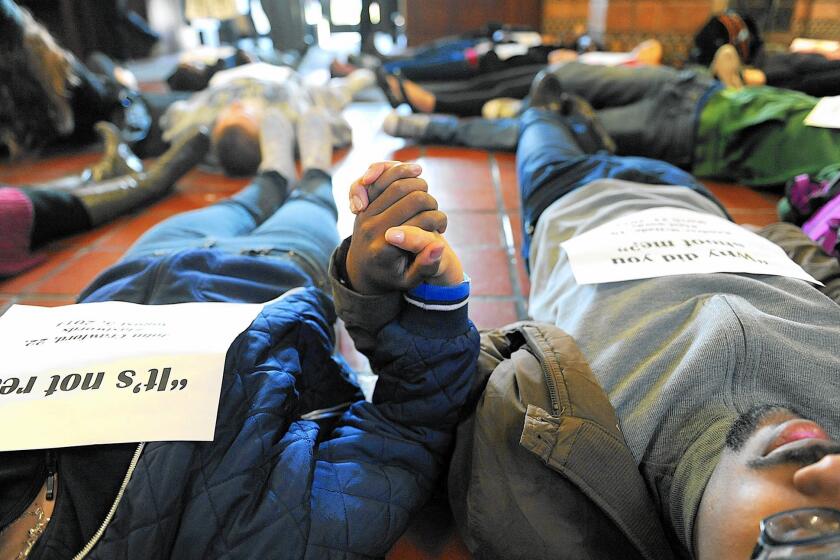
[211,101,261,176]
[696,405,840,559]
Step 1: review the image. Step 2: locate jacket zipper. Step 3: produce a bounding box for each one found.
[45,450,57,500]
[72,443,145,560]
[522,326,563,415]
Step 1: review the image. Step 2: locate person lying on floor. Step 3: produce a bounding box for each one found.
[0,0,155,158]
[346,106,840,558]
[0,108,478,559]
[372,38,664,118]
[0,123,209,278]
[331,24,558,81]
[385,61,840,189]
[690,10,840,97]
[161,61,374,177]
[1,0,374,170]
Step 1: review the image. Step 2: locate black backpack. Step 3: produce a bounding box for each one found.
[690,11,764,66]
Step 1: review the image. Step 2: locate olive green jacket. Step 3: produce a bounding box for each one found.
[329,239,675,560]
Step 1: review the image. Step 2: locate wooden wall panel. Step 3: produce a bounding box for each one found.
[404,0,543,45]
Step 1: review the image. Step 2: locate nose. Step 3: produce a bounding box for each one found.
[793,454,840,498]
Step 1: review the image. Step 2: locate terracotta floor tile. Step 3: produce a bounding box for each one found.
[0,246,81,295]
[391,145,423,162]
[0,152,100,184]
[728,209,783,227]
[444,211,503,248]
[146,192,213,215]
[32,250,122,296]
[385,491,471,560]
[469,298,520,330]
[424,146,492,161]
[102,211,174,250]
[387,535,471,560]
[517,258,531,299]
[506,212,525,254]
[178,170,250,194]
[50,222,121,251]
[458,248,513,296]
[14,296,78,307]
[703,181,781,211]
[420,157,497,212]
[495,153,521,210]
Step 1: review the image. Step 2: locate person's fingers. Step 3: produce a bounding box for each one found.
[402,210,448,234]
[365,162,422,209]
[385,225,442,254]
[402,242,445,287]
[376,190,438,228]
[366,176,429,216]
[349,160,401,213]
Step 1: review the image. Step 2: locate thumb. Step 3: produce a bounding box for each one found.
[385,225,441,254]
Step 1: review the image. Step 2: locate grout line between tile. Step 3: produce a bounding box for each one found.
[14,249,88,298]
[488,152,528,320]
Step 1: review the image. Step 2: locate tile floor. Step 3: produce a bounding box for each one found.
[0,101,783,559]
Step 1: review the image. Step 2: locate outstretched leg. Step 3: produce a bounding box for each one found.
[516,107,723,267]
[245,109,339,286]
[122,111,297,260]
[546,61,689,108]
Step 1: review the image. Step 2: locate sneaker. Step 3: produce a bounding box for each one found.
[382,110,431,139]
[528,69,566,111]
[527,70,616,154]
[557,93,617,155]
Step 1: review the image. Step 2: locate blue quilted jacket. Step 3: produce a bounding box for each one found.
[40,248,479,559]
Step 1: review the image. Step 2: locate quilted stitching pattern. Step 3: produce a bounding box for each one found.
[80,269,478,559]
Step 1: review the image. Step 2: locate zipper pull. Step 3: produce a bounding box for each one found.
[45,450,57,501]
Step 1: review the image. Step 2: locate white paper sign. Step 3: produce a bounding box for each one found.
[561,207,821,285]
[0,301,263,452]
[805,96,840,129]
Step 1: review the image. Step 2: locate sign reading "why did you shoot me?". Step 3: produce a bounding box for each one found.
[561,207,821,286]
[0,301,262,452]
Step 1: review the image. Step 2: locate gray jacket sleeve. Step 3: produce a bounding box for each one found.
[758,222,840,304]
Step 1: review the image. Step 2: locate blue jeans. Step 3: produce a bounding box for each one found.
[516,108,728,268]
[123,169,339,286]
[383,38,480,80]
[422,116,520,151]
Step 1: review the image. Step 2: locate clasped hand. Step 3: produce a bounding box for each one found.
[345,161,464,294]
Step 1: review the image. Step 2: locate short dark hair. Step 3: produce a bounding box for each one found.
[214,124,261,177]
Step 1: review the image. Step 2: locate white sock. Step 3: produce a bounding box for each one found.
[482,98,523,119]
[297,107,333,173]
[383,110,431,139]
[317,68,376,110]
[258,109,296,180]
[309,85,348,113]
[343,68,376,96]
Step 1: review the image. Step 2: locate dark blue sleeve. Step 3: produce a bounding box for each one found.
[306,282,478,557]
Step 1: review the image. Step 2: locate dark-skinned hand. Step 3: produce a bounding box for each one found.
[345,161,463,294]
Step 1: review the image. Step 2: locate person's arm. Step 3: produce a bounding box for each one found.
[309,162,478,556]
[757,222,840,303]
